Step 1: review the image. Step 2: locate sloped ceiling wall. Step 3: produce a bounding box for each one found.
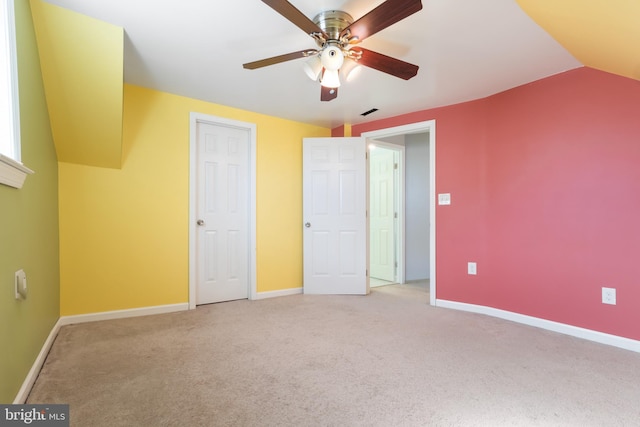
[28,0,639,171]
[517,0,640,81]
[30,0,123,168]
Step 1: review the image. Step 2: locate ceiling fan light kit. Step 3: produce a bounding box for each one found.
[303,11,360,89]
[340,59,362,82]
[303,55,323,80]
[243,0,423,101]
[319,44,344,71]
[321,68,341,88]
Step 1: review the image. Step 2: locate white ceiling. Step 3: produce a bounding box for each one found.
[41,0,582,128]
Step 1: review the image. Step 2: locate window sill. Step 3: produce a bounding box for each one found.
[0,154,34,189]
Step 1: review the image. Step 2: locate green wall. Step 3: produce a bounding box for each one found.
[0,0,59,403]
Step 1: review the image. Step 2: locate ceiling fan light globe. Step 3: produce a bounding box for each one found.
[340,59,362,82]
[321,69,341,88]
[346,65,362,82]
[303,56,323,81]
[321,46,344,71]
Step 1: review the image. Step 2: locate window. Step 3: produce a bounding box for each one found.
[0,0,31,189]
[1,0,19,159]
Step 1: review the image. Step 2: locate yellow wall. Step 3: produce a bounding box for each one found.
[59,84,329,315]
[517,0,640,81]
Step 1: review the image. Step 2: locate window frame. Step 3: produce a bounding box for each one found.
[0,0,32,189]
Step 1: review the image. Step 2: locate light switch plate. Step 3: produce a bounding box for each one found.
[438,193,451,205]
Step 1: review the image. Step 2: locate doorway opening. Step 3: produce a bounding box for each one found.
[363,120,436,305]
[368,140,403,288]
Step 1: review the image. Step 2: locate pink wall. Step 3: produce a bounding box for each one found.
[331,125,346,137]
[353,67,640,340]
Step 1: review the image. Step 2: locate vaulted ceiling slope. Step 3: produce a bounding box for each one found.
[31,0,123,168]
[35,1,634,128]
[517,0,640,81]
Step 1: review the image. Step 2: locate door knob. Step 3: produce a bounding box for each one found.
[305,222,311,228]
[197,219,205,226]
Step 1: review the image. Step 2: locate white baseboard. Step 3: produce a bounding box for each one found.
[254,287,303,300]
[59,303,190,326]
[436,299,640,353]
[14,318,62,404]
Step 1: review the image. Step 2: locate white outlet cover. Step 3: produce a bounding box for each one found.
[602,287,616,305]
[468,262,477,275]
[438,193,451,205]
[15,269,27,300]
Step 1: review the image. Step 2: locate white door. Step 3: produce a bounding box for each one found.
[370,146,396,281]
[303,137,368,295]
[196,122,250,304]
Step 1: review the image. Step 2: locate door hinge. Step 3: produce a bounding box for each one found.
[366,269,368,277]
[394,163,398,170]
[394,212,398,219]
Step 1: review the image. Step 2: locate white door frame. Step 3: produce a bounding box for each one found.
[188,112,257,309]
[362,120,436,305]
[368,139,406,285]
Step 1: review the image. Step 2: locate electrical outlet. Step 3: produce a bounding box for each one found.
[467,262,477,275]
[15,269,27,300]
[602,287,616,305]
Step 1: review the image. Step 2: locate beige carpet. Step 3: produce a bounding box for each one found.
[28,285,640,426]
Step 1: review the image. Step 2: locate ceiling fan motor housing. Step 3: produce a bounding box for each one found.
[313,10,354,43]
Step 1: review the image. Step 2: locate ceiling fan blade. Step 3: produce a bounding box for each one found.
[243,50,310,69]
[262,0,327,37]
[356,48,419,80]
[340,0,422,42]
[321,86,338,102]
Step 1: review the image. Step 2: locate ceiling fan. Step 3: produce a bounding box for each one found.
[243,0,423,101]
